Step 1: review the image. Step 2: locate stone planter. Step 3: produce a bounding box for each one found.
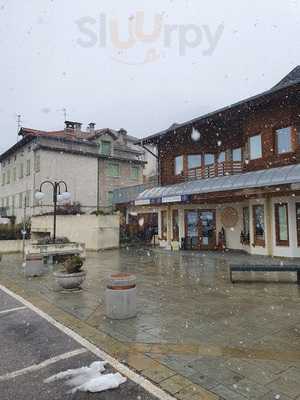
[105,273,137,320]
[54,270,86,290]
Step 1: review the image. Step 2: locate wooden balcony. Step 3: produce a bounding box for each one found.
[176,161,243,183]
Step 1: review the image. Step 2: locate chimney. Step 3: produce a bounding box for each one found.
[87,122,96,133]
[64,121,82,133]
[118,128,127,144]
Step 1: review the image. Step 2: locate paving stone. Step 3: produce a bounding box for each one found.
[176,384,219,400]
[187,357,244,386]
[279,367,300,383]
[159,374,193,394]
[225,358,278,385]
[154,354,200,378]
[125,353,161,372]
[188,373,220,390]
[142,365,176,383]
[228,378,271,399]
[258,390,293,400]
[211,384,248,400]
[267,377,300,399]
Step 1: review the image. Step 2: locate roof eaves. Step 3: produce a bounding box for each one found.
[0,136,35,162]
[138,78,300,145]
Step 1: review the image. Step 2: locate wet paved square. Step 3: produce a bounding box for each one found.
[1,248,300,399]
[0,287,165,400]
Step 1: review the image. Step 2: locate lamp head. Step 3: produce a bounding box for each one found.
[35,191,45,201]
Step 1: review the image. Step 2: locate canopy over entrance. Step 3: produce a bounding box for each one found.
[135,164,300,204]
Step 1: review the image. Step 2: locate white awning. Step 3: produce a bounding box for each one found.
[135,164,300,203]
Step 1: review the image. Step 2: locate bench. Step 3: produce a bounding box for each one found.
[229,265,300,284]
[25,242,86,264]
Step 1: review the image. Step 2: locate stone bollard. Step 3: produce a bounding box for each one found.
[105,273,137,320]
[24,255,44,277]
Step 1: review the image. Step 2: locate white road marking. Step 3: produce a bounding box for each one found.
[0,306,27,315]
[0,284,176,400]
[0,348,88,382]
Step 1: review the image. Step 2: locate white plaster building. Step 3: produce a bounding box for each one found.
[0,121,155,222]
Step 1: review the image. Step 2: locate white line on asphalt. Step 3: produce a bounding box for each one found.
[0,285,176,400]
[0,306,27,315]
[0,348,88,382]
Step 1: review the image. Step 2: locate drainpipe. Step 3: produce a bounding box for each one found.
[97,157,100,213]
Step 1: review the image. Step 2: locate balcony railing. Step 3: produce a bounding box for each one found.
[178,161,243,183]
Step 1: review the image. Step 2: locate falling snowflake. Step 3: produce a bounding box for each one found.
[191,128,201,142]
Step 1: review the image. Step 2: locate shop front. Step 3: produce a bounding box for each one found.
[184,209,216,250]
[129,165,300,258]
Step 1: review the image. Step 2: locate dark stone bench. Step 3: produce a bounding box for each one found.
[229,265,300,284]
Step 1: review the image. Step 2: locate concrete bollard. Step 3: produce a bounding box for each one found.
[24,255,44,277]
[105,273,137,320]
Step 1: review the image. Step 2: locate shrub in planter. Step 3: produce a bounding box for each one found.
[37,237,70,245]
[64,255,83,274]
[54,255,86,290]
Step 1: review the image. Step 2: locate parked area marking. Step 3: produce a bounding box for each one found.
[0,284,176,400]
[0,348,88,382]
[0,306,27,315]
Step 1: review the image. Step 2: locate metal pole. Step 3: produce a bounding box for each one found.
[39,180,68,245]
[53,183,57,243]
[22,195,26,261]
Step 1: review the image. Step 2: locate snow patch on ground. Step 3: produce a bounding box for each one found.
[44,360,127,394]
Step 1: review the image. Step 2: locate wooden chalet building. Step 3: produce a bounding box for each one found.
[119,66,300,258]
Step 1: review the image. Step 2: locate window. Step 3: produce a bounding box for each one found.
[204,154,214,165]
[174,156,183,175]
[25,191,30,208]
[26,160,31,176]
[297,203,300,247]
[101,141,112,156]
[161,211,168,240]
[34,154,40,172]
[276,127,292,154]
[275,203,289,246]
[242,207,250,244]
[188,155,201,169]
[232,148,242,162]
[19,163,24,179]
[172,210,179,241]
[12,196,15,214]
[253,205,265,246]
[107,162,120,177]
[131,165,140,180]
[2,173,5,186]
[13,167,16,183]
[6,170,10,184]
[107,191,113,205]
[249,134,262,160]
[19,193,23,208]
[218,152,225,163]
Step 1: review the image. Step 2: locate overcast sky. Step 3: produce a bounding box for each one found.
[0,0,299,153]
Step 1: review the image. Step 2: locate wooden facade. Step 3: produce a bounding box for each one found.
[158,87,300,186]
[128,68,300,258]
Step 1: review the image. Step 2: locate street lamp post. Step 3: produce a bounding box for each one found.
[35,180,71,243]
